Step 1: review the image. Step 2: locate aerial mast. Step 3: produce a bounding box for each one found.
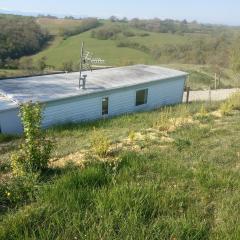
[78,41,105,89]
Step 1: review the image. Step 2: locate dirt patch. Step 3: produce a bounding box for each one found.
[50,151,87,168]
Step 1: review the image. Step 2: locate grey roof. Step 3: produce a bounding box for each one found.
[0,65,187,111]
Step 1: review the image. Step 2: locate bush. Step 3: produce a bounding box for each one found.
[0,173,39,209]
[116,40,150,53]
[62,60,74,72]
[219,101,233,116]
[174,137,191,151]
[228,92,240,110]
[123,31,136,37]
[138,33,150,37]
[91,25,121,40]
[128,130,136,142]
[11,102,53,175]
[90,128,110,157]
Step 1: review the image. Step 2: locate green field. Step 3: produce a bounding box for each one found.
[0,69,24,79]
[33,31,154,68]
[1,17,239,90]
[1,97,240,239]
[30,19,198,68]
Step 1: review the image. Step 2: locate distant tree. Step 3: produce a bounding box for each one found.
[36,56,47,72]
[4,58,19,69]
[62,60,74,72]
[109,16,118,22]
[64,16,75,20]
[0,15,50,65]
[121,17,128,23]
[19,57,35,74]
[60,18,99,38]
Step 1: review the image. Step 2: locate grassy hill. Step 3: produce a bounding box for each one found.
[1,96,240,239]
[1,16,239,90]
[25,18,238,90]
[31,19,198,68]
[33,31,154,68]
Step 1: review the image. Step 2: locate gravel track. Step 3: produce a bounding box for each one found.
[183,88,239,102]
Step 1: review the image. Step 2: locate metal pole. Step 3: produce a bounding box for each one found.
[79,41,84,89]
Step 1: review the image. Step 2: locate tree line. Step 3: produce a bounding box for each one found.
[0,14,50,68]
[59,18,100,39]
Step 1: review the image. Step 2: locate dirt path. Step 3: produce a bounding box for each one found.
[183,88,239,102]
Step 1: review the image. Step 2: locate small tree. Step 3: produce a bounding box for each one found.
[11,102,53,175]
[19,57,35,74]
[62,60,73,72]
[36,56,47,73]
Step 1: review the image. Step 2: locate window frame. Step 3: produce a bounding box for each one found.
[102,96,109,116]
[135,88,148,106]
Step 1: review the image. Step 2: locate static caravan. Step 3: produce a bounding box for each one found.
[0,65,187,134]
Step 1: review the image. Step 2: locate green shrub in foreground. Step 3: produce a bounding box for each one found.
[11,102,53,175]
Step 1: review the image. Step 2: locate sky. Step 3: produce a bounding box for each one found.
[0,0,239,26]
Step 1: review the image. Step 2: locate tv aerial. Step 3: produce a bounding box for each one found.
[79,42,105,89]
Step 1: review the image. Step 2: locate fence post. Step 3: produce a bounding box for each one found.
[186,87,190,104]
[215,73,217,90]
[209,86,212,103]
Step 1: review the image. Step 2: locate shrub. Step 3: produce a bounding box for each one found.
[90,128,110,157]
[228,92,240,110]
[219,101,233,116]
[62,60,74,72]
[153,107,172,131]
[123,31,136,37]
[194,104,212,122]
[11,102,53,175]
[128,130,136,142]
[138,33,150,37]
[0,173,39,209]
[91,25,121,40]
[174,137,191,151]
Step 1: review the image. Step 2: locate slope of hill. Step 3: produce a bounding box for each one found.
[32,31,155,68]
[0,16,240,90]
[1,98,240,239]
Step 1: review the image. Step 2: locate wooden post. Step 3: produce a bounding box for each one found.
[215,73,217,90]
[186,86,190,104]
[209,86,211,103]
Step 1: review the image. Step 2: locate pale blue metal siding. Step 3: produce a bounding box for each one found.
[42,97,102,127]
[109,77,185,116]
[0,108,22,134]
[41,77,185,128]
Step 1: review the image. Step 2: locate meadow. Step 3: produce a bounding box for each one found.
[27,18,240,90]
[0,95,240,239]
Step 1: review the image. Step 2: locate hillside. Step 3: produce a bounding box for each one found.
[30,19,208,68]
[1,16,240,90]
[27,18,240,90]
[0,96,240,239]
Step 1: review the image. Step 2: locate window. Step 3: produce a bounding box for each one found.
[102,97,109,115]
[136,89,148,106]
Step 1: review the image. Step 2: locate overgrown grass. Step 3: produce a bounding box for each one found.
[0,101,240,239]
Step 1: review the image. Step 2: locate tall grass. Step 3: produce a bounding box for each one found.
[0,101,240,239]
